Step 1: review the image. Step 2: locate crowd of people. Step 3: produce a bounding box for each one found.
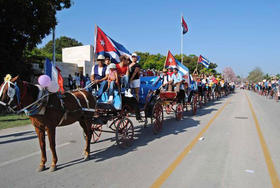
[88,52,235,105]
[246,78,280,100]
[67,72,90,89]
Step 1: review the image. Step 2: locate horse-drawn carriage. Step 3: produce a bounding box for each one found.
[86,76,164,146]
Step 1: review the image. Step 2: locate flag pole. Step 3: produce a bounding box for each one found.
[52,26,56,66]
[181,13,183,64]
[93,24,97,66]
[164,50,168,69]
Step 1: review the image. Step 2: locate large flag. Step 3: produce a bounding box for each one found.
[44,59,64,93]
[165,50,190,82]
[198,55,210,68]
[181,16,188,34]
[94,26,131,63]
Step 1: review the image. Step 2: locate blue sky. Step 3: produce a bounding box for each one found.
[39,0,280,76]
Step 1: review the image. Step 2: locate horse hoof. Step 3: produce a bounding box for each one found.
[37,165,46,172]
[84,155,90,161]
[49,165,56,172]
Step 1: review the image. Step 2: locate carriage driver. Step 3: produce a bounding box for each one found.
[154,68,172,91]
[90,54,109,98]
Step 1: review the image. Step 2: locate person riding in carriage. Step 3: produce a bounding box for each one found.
[106,63,120,103]
[90,54,109,98]
[154,68,172,91]
[116,55,133,97]
[169,67,183,92]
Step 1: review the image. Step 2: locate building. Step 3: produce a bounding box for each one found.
[56,45,94,78]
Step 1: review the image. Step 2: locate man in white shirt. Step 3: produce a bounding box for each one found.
[90,55,109,98]
[170,68,183,92]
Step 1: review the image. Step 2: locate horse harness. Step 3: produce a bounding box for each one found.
[0,80,93,126]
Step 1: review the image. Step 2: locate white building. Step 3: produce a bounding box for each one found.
[55,45,94,78]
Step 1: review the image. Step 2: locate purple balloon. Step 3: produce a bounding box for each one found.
[38,75,51,87]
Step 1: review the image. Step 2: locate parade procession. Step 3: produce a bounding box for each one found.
[1,1,280,188]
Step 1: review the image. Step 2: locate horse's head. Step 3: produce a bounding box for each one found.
[0,75,22,112]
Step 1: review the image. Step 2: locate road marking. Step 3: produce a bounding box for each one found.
[150,100,230,188]
[0,142,71,168]
[245,92,280,188]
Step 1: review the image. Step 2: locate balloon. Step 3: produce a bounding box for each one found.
[38,75,51,87]
[47,81,59,93]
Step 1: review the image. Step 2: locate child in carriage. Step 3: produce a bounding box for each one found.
[107,63,120,103]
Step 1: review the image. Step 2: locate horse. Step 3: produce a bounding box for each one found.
[0,75,96,172]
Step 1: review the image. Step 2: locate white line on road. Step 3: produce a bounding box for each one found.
[0,142,71,168]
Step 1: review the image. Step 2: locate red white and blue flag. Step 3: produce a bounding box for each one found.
[181,16,188,35]
[165,50,190,80]
[198,55,210,68]
[94,26,131,63]
[44,59,64,93]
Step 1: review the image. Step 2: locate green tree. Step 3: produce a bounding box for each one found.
[263,73,270,80]
[41,36,83,61]
[0,0,71,80]
[247,67,264,83]
[137,52,219,75]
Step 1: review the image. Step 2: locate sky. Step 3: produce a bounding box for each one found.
[38,0,280,77]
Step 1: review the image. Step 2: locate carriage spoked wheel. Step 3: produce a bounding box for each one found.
[192,95,197,115]
[91,124,102,143]
[83,124,102,143]
[152,102,163,134]
[175,103,183,121]
[116,117,134,149]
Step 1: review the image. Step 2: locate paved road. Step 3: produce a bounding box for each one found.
[0,90,280,188]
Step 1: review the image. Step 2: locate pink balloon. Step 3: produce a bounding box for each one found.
[38,75,51,87]
[47,81,59,93]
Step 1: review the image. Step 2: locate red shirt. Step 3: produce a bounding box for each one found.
[116,63,128,77]
[167,72,173,76]
[147,70,154,76]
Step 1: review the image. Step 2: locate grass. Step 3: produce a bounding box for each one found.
[0,114,31,130]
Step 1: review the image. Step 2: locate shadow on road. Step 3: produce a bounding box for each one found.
[90,116,201,163]
[0,130,38,144]
[55,95,233,170]
[0,130,35,139]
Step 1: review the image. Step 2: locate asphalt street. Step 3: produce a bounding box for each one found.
[0,89,279,188]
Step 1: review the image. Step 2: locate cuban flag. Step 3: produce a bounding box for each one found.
[198,55,210,68]
[94,26,131,63]
[44,58,64,93]
[181,16,188,35]
[165,50,190,84]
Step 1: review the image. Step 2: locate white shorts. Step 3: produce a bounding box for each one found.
[130,79,140,88]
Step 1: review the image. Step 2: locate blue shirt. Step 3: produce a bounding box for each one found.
[171,73,183,84]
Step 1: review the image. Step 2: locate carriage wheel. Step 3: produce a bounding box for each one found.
[192,95,197,115]
[109,118,120,131]
[152,102,163,134]
[91,124,102,143]
[116,118,134,148]
[165,105,171,114]
[175,103,183,121]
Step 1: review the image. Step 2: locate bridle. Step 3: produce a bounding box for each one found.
[0,80,21,112]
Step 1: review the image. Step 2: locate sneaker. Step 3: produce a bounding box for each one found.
[125,89,134,98]
[108,95,114,103]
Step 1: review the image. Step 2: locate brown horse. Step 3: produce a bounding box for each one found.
[0,76,96,172]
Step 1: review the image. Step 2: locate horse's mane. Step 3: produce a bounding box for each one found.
[25,81,40,100]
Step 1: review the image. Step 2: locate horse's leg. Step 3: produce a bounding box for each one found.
[34,126,47,172]
[79,120,92,160]
[47,127,58,172]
